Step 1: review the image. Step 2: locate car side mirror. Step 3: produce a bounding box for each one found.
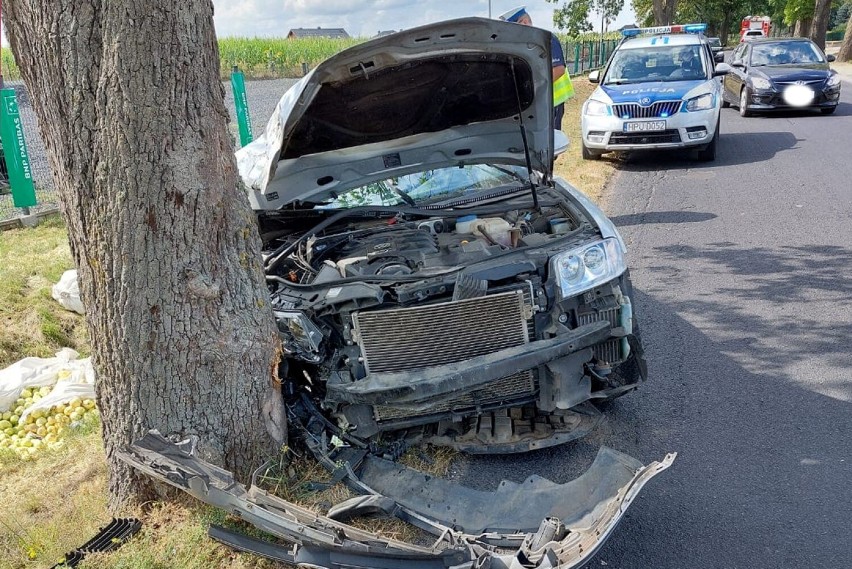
[554,129,570,157]
[714,52,725,63]
[827,54,836,62]
[588,69,600,83]
[713,62,732,77]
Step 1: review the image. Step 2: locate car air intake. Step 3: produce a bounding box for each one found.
[353,290,529,374]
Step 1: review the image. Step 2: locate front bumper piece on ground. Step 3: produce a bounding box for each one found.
[119,431,675,569]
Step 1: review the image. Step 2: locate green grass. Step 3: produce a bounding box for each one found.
[1,47,21,80]
[0,215,88,369]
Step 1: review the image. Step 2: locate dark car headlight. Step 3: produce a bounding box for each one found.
[551,238,626,299]
[827,75,841,89]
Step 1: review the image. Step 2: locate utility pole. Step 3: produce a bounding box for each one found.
[488,0,492,18]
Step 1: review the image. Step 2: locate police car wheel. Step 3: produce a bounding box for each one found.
[581,141,601,160]
[739,88,752,117]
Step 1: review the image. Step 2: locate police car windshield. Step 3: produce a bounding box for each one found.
[604,45,706,84]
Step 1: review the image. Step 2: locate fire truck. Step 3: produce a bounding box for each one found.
[740,16,771,40]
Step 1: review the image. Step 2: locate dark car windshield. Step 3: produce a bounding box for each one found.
[708,38,721,48]
[750,41,826,66]
[317,165,528,209]
[604,44,706,84]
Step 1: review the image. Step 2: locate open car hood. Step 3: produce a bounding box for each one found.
[236,18,556,210]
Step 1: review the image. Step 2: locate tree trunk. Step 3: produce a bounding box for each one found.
[3,0,286,509]
[795,18,813,38]
[652,0,677,25]
[839,12,852,61]
[810,0,832,48]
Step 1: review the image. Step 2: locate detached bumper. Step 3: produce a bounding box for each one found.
[119,431,676,569]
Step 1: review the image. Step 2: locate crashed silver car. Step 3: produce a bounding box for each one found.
[120,17,674,569]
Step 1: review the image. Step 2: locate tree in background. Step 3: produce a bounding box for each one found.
[811,0,834,47]
[839,9,852,59]
[2,0,286,509]
[549,0,625,36]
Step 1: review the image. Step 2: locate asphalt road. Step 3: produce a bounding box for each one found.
[591,87,852,565]
[444,87,852,566]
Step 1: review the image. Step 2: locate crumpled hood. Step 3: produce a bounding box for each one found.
[237,18,555,210]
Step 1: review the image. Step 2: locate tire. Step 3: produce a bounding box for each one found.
[821,107,836,115]
[581,140,602,160]
[739,88,752,117]
[694,120,719,162]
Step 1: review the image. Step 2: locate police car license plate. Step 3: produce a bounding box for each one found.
[624,121,666,132]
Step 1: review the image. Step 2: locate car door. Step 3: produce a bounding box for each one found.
[724,44,748,100]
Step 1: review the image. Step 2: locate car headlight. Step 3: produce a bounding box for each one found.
[750,77,772,90]
[827,75,841,88]
[551,238,626,298]
[274,310,324,360]
[584,99,610,116]
[686,93,714,111]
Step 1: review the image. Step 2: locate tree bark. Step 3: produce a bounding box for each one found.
[3,0,286,509]
[795,18,813,38]
[839,12,852,61]
[810,0,833,48]
[652,0,677,25]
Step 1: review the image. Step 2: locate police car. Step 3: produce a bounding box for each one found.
[580,24,730,161]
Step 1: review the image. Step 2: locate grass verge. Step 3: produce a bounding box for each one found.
[0,72,617,568]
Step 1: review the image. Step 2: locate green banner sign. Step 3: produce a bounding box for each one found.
[0,88,37,208]
[230,67,253,147]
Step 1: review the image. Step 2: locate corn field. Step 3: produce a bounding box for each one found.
[1,48,21,80]
[219,37,365,78]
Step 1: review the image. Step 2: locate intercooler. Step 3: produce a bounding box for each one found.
[352,291,534,422]
[578,306,623,364]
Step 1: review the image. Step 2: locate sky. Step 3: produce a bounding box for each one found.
[0,2,637,47]
[212,0,637,38]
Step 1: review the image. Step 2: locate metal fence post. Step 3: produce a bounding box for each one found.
[230,66,253,148]
[589,41,595,69]
[573,43,580,75]
[0,88,37,211]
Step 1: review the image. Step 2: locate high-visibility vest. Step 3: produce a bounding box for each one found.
[554,72,575,106]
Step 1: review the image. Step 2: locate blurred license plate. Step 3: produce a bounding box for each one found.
[624,121,666,132]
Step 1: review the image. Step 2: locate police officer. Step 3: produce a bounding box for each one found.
[499,6,574,130]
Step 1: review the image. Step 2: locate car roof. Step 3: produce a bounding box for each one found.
[619,34,705,49]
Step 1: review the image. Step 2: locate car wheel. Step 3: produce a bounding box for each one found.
[581,140,602,160]
[739,88,751,117]
[820,107,836,115]
[694,121,719,162]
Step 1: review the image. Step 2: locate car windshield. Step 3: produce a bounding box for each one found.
[604,44,706,84]
[317,164,529,209]
[750,41,825,66]
[708,38,721,47]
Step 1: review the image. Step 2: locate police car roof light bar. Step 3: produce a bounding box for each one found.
[621,23,708,37]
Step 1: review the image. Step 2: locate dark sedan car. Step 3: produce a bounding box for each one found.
[722,37,841,116]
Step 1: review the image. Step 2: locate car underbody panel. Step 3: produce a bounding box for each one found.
[119,431,675,569]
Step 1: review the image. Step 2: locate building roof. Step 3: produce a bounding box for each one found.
[288,27,350,39]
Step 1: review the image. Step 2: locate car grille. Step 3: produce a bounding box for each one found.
[609,129,681,145]
[578,306,624,364]
[612,100,682,119]
[774,79,825,87]
[353,290,529,374]
[373,371,537,422]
